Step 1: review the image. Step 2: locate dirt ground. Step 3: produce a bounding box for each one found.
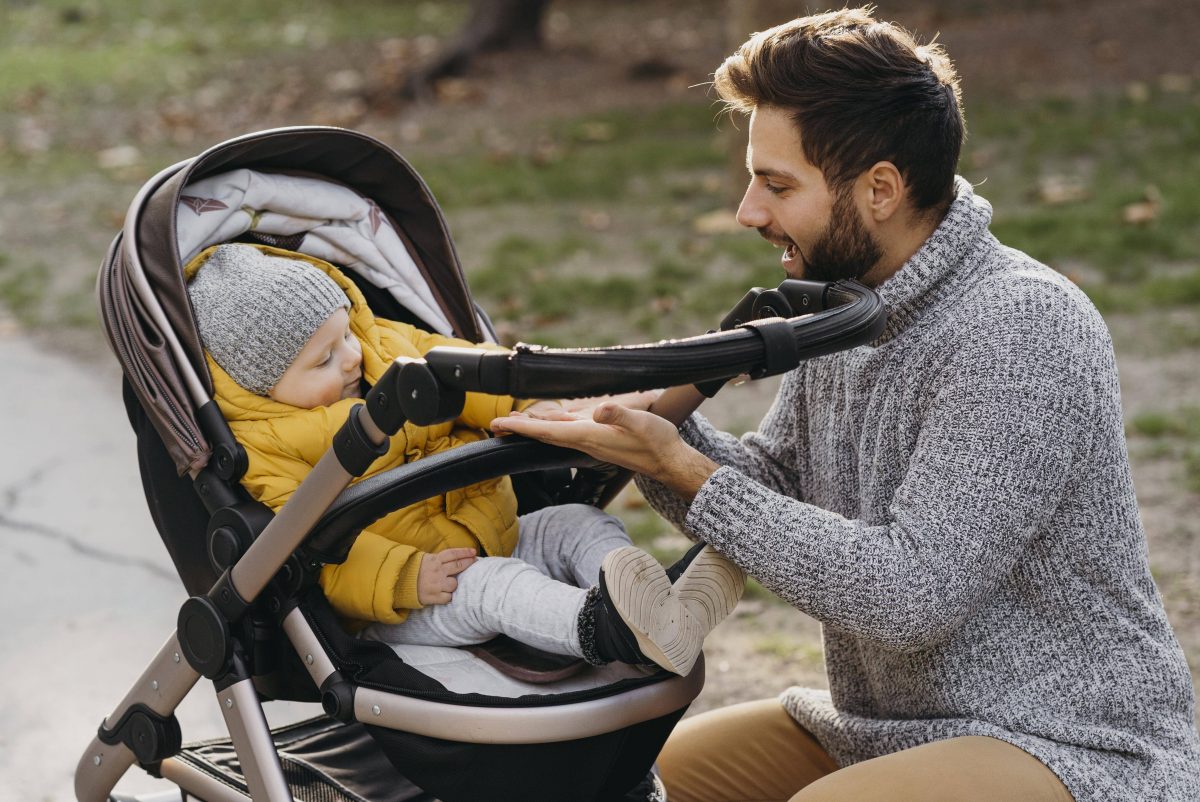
[10,0,1198,723]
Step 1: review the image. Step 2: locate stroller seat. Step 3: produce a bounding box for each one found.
[79,127,886,802]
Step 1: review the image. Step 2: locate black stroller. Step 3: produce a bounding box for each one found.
[79,127,885,802]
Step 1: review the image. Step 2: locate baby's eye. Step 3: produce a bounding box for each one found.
[316,352,332,367]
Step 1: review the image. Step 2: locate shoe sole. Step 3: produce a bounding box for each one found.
[601,547,701,675]
[672,544,745,631]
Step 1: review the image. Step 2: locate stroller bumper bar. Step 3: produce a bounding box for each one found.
[419,279,884,399]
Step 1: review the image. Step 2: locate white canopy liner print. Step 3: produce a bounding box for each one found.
[176,168,453,336]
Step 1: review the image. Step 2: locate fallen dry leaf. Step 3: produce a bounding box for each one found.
[1122,185,1163,225]
[1036,174,1089,206]
[692,209,742,235]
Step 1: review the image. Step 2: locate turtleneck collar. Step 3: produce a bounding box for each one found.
[871,177,993,344]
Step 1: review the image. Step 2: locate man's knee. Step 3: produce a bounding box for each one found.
[793,737,1073,802]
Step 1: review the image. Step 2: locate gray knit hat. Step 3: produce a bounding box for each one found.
[188,244,350,395]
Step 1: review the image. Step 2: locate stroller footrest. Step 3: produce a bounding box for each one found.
[172,716,432,802]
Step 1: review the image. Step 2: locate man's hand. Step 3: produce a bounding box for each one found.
[491,402,718,501]
[519,399,567,417]
[561,390,663,415]
[417,547,477,606]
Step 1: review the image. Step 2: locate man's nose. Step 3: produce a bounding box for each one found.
[735,183,769,229]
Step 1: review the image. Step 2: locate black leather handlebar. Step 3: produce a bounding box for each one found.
[422,280,885,399]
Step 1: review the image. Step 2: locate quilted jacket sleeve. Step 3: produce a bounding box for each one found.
[319,531,425,624]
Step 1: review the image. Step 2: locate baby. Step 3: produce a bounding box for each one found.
[186,242,744,675]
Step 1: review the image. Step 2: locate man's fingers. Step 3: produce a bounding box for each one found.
[593,402,624,425]
[443,576,458,594]
[538,407,579,421]
[593,402,646,430]
[491,415,574,442]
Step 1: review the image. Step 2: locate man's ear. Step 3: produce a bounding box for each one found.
[862,161,905,223]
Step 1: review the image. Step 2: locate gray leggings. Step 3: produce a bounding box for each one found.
[359,504,632,657]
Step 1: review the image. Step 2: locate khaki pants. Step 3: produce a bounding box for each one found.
[658,699,1075,802]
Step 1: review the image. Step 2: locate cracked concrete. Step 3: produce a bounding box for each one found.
[0,330,316,802]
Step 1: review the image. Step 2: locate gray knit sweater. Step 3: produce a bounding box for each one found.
[638,179,1200,800]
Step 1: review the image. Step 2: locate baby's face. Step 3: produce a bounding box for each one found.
[268,307,363,408]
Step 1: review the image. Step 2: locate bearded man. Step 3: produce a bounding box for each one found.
[492,8,1200,801]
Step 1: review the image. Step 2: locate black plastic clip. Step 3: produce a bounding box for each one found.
[396,357,465,426]
[97,703,182,768]
[739,317,800,379]
[197,401,248,481]
[206,501,273,573]
[177,570,250,679]
[320,671,357,723]
[177,595,232,679]
[333,404,389,477]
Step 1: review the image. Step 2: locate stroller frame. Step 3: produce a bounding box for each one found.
[78,127,886,802]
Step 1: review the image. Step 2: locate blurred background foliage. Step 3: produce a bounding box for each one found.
[4,0,1197,345]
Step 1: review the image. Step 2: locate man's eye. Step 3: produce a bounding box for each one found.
[765,182,787,196]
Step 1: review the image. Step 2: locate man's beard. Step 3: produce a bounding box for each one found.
[801,187,884,283]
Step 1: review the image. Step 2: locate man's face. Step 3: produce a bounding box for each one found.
[736,106,882,282]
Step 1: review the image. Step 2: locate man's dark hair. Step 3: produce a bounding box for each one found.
[714,6,965,213]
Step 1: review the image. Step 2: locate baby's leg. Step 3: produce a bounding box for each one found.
[363,556,589,658]
[515,503,633,588]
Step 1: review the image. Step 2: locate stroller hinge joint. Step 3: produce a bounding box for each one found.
[319,671,357,723]
[177,573,249,679]
[96,703,182,770]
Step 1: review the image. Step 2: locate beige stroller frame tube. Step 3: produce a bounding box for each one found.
[75,634,200,802]
[74,407,387,802]
[218,677,294,800]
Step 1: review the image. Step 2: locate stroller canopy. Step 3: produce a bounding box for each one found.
[99,127,486,476]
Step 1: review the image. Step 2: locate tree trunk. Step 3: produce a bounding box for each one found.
[404,0,552,98]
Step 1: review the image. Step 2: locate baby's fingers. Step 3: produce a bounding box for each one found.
[424,590,453,605]
[438,548,477,575]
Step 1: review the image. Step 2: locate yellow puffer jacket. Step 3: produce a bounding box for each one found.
[186,244,522,629]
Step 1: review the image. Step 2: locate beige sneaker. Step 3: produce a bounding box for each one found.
[600,545,744,675]
[672,544,746,632]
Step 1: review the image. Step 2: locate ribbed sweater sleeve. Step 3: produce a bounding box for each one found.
[635,370,808,533]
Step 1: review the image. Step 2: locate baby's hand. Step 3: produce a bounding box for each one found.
[519,400,576,420]
[417,548,477,605]
[563,390,662,415]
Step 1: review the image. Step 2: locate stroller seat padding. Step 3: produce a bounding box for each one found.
[386,641,655,699]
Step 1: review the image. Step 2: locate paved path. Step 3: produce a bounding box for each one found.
[0,330,316,801]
